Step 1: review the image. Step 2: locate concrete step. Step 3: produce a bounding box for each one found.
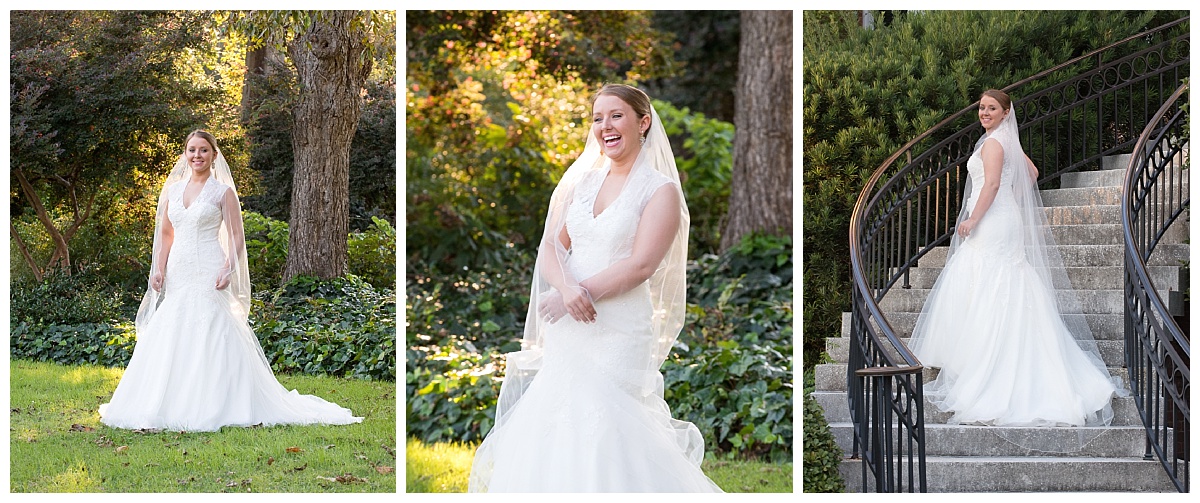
[1050,223,1124,244]
[830,423,1155,458]
[1102,153,1135,171]
[825,334,1127,366]
[813,363,1130,394]
[1060,167,1129,189]
[901,264,1182,291]
[1041,186,1123,206]
[917,243,1189,268]
[1043,204,1121,225]
[878,287,1125,314]
[839,311,1126,340]
[811,390,1143,426]
[1041,179,1189,207]
[839,456,1177,492]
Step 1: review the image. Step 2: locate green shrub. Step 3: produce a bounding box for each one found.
[9,267,131,325]
[242,210,290,291]
[655,99,734,258]
[348,216,397,289]
[251,275,396,381]
[666,232,793,462]
[802,370,845,492]
[10,321,137,367]
[405,338,503,443]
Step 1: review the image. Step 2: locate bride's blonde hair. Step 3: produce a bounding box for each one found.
[592,84,652,122]
[184,129,219,152]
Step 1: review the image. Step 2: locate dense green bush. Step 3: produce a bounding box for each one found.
[251,275,396,381]
[348,216,397,289]
[803,380,845,492]
[9,267,132,325]
[10,321,137,368]
[406,233,792,461]
[655,100,734,258]
[243,210,396,291]
[243,210,291,290]
[10,275,396,381]
[665,233,792,461]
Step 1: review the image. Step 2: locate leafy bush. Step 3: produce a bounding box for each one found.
[666,232,793,461]
[251,275,396,381]
[348,216,397,289]
[9,267,131,325]
[655,99,734,258]
[245,211,397,291]
[10,321,137,367]
[243,210,290,290]
[802,370,845,492]
[405,233,792,461]
[406,338,503,444]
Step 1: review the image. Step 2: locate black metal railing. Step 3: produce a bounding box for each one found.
[1122,82,1189,493]
[847,17,1189,492]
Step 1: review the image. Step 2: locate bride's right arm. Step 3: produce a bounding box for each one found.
[958,139,1003,238]
[151,203,174,291]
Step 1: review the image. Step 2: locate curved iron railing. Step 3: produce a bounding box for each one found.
[847,17,1189,492]
[1122,82,1189,492]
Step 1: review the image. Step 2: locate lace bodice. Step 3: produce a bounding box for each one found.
[164,177,231,294]
[564,165,674,280]
[965,139,1018,211]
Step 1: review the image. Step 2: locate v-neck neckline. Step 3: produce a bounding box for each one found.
[181,177,210,210]
[591,167,631,219]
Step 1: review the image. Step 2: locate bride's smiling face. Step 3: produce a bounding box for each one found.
[978,95,1008,132]
[186,136,215,173]
[592,95,650,165]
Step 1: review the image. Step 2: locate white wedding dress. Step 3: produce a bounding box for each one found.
[468,166,722,492]
[99,177,362,432]
[909,142,1118,427]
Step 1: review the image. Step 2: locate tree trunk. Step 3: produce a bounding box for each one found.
[239,45,267,127]
[282,11,372,281]
[720,10,793,252]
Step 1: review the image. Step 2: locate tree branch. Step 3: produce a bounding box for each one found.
[9,220,44,282]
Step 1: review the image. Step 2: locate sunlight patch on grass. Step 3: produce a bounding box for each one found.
[44,462,102,492]
[405,438,476,492]
[13,427,41,443]
[61,365,123,385]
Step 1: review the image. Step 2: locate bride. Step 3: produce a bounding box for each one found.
[909,90,1121,429]
[467,85,722,492]
[99,130,362,432]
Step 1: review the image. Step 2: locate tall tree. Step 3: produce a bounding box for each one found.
[721,10,793,252]
[227,10,394,281]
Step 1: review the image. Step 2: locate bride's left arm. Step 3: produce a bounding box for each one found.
[578,184,680,301]
[216,187,245,290]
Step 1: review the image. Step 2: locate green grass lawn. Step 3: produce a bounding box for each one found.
[10,359,397,492]
[406,438,793,492]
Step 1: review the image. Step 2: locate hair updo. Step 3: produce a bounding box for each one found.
[980,89,1012,111]
[592,84,652,122]
[184,129,219,153]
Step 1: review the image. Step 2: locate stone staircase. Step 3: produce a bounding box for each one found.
[815,154,1189,492]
